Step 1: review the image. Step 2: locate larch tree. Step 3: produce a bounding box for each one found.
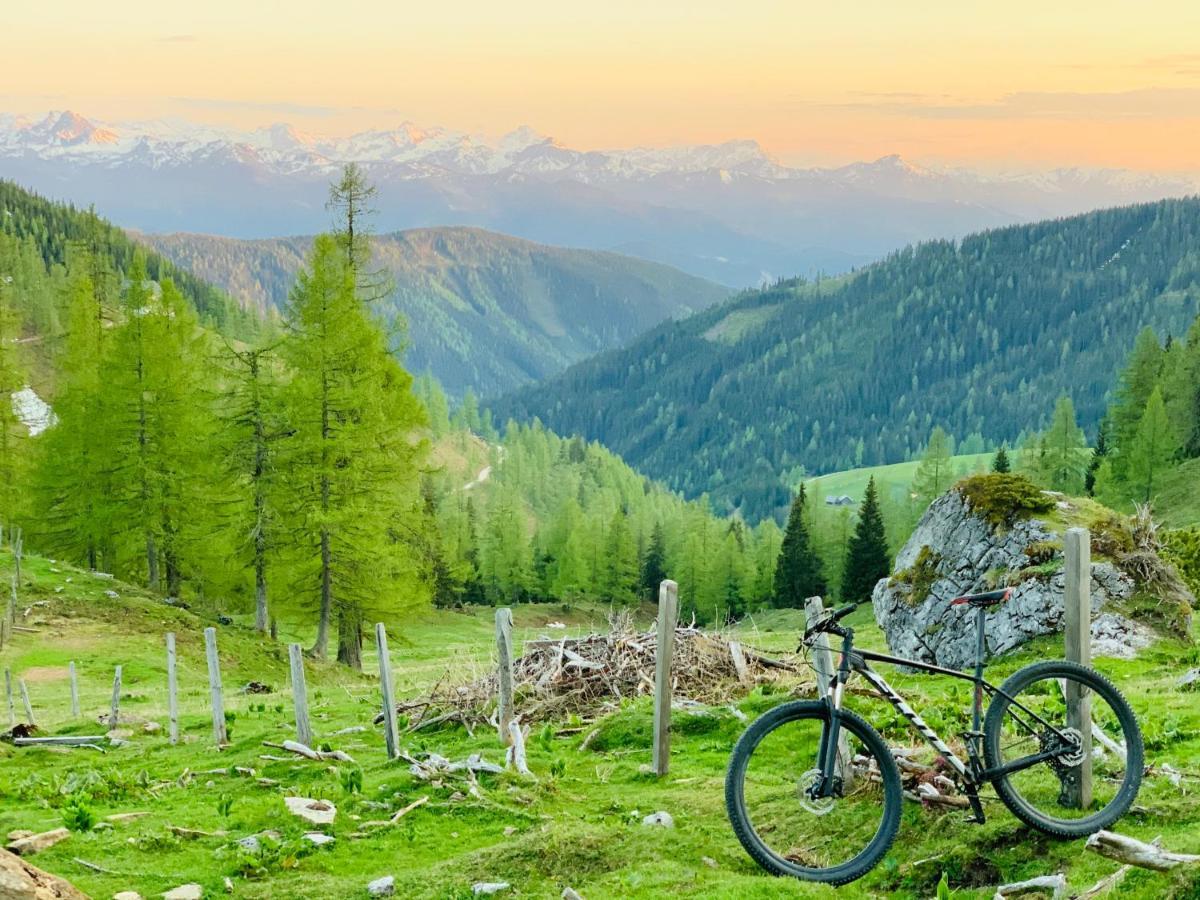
[1037,395,1089,493]
[219,342,286,633]
[1125,387,1175,503]
[773,484,826,607]
[32,263,109,569]
[600,508,639,606]
[1110,327,1164,474]
[0,270,26,527]
[841,476,891,603]
[276,233,428,667]
[912,426,954,504]
[99,258,215,592]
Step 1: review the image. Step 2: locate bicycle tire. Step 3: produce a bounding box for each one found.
[725,700,902,885]
[983,660,1143,838]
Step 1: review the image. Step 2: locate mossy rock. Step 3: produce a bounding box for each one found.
[890,544,943,605]
[955,473,1055,527]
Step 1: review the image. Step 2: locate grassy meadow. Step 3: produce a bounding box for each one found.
[2,551,1200,899]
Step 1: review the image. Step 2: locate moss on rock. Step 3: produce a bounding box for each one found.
[955,473,1055,528]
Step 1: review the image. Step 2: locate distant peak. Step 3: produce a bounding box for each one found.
[34,110,118,146]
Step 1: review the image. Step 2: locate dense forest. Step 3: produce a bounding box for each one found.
[142,227,729,397]
[493,198,1200,520]
[0,180,258,341]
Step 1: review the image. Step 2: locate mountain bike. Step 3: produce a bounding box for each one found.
[725,589,1144,885]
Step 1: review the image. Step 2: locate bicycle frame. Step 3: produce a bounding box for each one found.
[811,609,1079,823]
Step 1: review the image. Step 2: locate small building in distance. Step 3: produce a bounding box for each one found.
[825,494,856,507]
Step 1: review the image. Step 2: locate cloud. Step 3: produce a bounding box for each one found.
[813,88,1200,120]
[170,96,341,117]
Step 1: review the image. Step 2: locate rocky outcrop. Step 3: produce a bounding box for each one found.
[872,487,1139,669]
[0,848,89,899]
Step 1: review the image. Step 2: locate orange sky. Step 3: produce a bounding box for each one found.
[6,0,1200,170]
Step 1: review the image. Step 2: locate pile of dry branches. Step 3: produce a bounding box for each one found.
[383,612,798,731]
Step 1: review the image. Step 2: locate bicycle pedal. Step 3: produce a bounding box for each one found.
[961,812,985,825]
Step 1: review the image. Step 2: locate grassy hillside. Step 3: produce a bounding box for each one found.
[493,198,1200,520]
[807,452,994,506]
[3,553,1199,898]
[140,227,729,397]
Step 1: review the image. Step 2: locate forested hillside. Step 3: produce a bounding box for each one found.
[141,227,729,397]
[494,198,1200,520]
[0,181,257,344]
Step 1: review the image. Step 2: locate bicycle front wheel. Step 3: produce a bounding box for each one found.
[984,660,1143,838]
[725,700,902,885]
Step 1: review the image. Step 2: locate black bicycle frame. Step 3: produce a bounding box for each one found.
[812,607,1076,816]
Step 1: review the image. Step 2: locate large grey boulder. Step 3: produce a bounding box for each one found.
[872,489,1136,669]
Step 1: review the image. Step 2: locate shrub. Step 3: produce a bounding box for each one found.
[955,473,1054,527]
[1162,527,1200,600]
[61,795,95,832]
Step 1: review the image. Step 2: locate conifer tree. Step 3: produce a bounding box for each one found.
[773,485,826,607]
[639,521,668,601]
[912,426,954,503]
[1085,422,1109,495]
[276,234,428,666]
[1125,387,1175,503]
[841,476,890,603]
[991,445,1011,473]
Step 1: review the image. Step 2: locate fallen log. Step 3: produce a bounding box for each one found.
[12,735,108,747]
[1085,830,1200,871]
[262,739,355,764]
[389,795,430,823]
[992,873,1066,899]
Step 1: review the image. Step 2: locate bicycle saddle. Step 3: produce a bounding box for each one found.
[951,588,1012,608]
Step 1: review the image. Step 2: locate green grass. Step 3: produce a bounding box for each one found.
[806,453,995,505]
[3,553,1199,899]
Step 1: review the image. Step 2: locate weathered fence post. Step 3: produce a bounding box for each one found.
[11,527,21,588]
[109,666,122,729]
[288,643,313,748]
[69,661,80,718]
[19,678,35,726]
[375,624,399,760]
[204,627,227,745]
[1064,527,1093,808]
[805,596,853,784]
[166,633,179,744]
[653,579,679,777]
[5,668,14,728]
[728,640,750,685]
[495,608,514,745]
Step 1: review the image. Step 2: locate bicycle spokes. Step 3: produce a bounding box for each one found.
[991,674,1129,821]
[739,714,887,870]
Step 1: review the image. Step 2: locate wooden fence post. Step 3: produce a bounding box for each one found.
[375,624,399,759]
[19,678,35,726]
[166,633,179,744]
[1064,527,1093,809]
[204,627,227,745]
[805,596,853,784]
[495,608,514,745]
[653,579,679,777]
[69,661,80,718]
[108,666,122,729]
[12,527,21,588]
[5,668,14,728]
[288,643,313,748]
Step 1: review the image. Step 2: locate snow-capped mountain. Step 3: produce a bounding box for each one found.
[3,110,1196,286]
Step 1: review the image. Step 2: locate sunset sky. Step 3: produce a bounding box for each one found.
[6,0,1200,171]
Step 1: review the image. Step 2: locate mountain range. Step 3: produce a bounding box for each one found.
[140,226,728,397]
[492,197,1200,521]
[5,110,1198,286]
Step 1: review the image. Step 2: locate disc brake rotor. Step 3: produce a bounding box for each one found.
[797,768,835,816]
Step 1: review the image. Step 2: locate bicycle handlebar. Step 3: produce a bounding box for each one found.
[803,601,860,640]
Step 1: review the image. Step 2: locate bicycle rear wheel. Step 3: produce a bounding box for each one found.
[983,660,1143,838]
[725,700,902,885]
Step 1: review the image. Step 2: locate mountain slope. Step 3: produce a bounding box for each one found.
[141,227,729,396]
[6,110,1198,286]
[493,198,1200,520]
